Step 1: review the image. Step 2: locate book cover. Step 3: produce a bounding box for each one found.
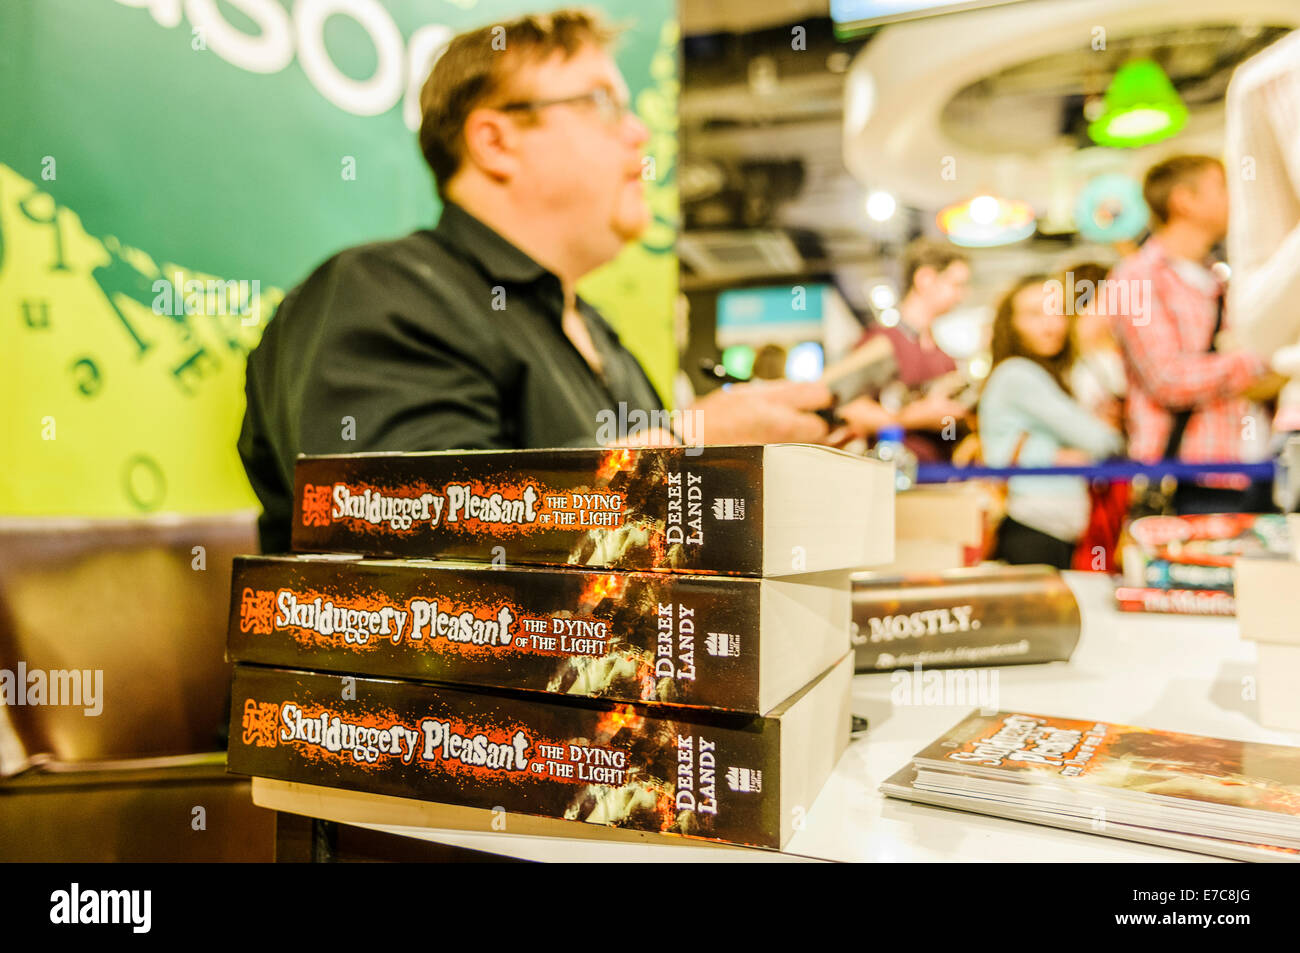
[909,710,1300,843]
[1125,513,1291,568]
[850,565,1079,671]
[1114,586,1236,616]
[1140,558,1235,593]
[227,555,849,713]
[227,656,851,849]
[289,445,892,576]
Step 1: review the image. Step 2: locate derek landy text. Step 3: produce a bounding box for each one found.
[675,733,719,814]
[656,602,697,681]
[666,470,704,546]
[1,663,102,716]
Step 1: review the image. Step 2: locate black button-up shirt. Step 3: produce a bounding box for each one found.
[238,200,665,553]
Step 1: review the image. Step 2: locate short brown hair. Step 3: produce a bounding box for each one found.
[418,8,620,201]
[902,238,968,293]
[1143,154,1222,226]
[990,273,1076,394]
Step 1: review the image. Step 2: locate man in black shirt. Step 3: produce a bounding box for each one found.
[239,9,832,553]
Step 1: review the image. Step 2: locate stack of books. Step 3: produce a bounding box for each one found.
[1115,513,1290,616]
[883,710,1300,862]
[225,444,895,849]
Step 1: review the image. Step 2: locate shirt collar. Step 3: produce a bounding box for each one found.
[433,200,554,286]
[1143,235,1224,294]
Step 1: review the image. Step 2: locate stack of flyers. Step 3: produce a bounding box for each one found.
[882,710,1300,862]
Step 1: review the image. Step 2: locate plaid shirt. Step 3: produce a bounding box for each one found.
[1109,237,1266,464]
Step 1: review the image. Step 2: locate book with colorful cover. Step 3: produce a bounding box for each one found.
[226,655,852,849]
[850,565,1079,671]
[227,554,850,714]
[1125,513,1291,568]
[1140,558,1235,593]
[894,710,1300,849]
[289,445,894,576]
[1114,586,1236,616]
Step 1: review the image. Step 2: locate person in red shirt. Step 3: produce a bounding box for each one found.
[835,239,973,462]
[1109,155,1281,514]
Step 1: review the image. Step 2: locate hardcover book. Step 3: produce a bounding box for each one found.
[1124,513,1290,567]
[850,565,1079,671]
[228,555,850,714]
[1140,558,1234,593]
[289,445,894,576]
[227,655,852,849]
[1114,586,1236,616]
[888,709,1300,851]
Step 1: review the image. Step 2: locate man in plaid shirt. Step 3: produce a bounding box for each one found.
[1110,155,1278,513]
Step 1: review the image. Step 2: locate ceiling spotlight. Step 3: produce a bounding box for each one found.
[879,308,901,327]
[865,190,897,222]
[968,194,1000,226]
[869,284,897,310]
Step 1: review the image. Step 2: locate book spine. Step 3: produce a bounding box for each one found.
[1142,558,1235,593]
[228,557,764,711]
[1114,586,1236,616]
[228,665,782,847]
[290,447,765,574]
[851,572,1079,671]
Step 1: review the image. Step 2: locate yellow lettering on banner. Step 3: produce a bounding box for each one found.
[0,163,279,515]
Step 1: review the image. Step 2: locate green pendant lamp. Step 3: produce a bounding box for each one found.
[1088,58,1188,148]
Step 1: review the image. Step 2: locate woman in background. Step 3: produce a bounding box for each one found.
[979,274,1124,568]
[1066,261,1126,427]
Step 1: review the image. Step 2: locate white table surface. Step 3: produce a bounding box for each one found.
[334,571,1298,862]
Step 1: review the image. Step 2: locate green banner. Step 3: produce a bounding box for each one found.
[1,0,678,516]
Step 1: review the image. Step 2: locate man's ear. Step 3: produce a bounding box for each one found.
[912,265,936,295]
[1166,181,1195,221]
[460,107,522,183]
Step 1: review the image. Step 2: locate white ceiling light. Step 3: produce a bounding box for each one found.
[869,283,897,310]
[968,194,1000,225]
[865,190,897,222]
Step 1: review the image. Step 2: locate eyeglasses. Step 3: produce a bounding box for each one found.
[497,87,633,126]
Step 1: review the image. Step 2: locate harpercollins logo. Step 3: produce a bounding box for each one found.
[704,632,740,658]
[726,766,762,793]
[711,498,745,520]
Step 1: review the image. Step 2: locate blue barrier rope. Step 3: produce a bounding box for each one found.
[915,460,1277,483]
